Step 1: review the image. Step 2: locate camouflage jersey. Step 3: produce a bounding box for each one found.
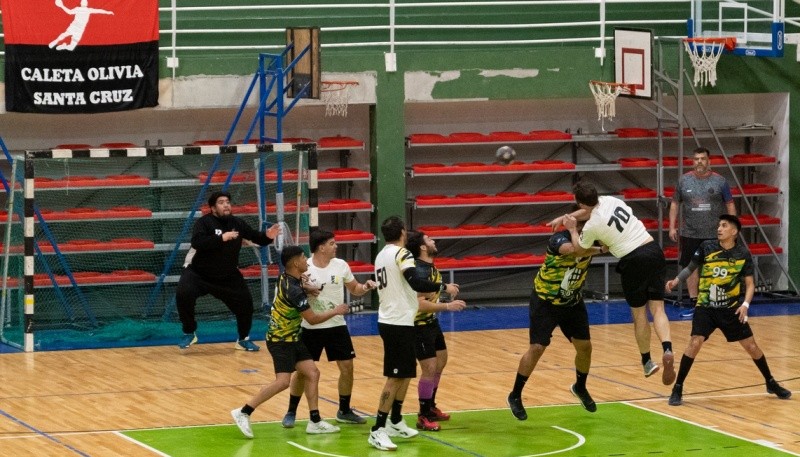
[533,230,593,306]
[413,258,441,326]
[692,239,753,308]
[267,273,310,342]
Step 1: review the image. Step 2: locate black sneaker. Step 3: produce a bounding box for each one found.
[507,393,527,420]
[766,378,792,399]
[669,384,683,406]
[570,384,597,412]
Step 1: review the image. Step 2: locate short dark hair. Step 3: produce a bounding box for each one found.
[693,147,710,156]
[309,229,335,253]
[281,245,305,266]
[719,214,741,232]
[405,230,426,258]
[208,191,232,207]
[573,181,599,207]
[381,216,406,242]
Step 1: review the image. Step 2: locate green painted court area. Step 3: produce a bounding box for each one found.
[123,403,789,457]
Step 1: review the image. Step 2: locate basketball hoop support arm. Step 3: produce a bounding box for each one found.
[595,0,607,65]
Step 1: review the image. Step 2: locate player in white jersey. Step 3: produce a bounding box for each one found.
[280,229,377,428]
[368,216,459,452]
[551,181,675,385]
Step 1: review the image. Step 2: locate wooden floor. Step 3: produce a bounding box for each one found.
[1,315,798,456]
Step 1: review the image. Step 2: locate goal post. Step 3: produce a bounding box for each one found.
[2,142,315,351]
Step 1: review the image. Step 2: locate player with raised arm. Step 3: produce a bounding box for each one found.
[551,181,676,385]
[507,218,604,420]
[280,229,377,428]
[665,214,791,405]
[405,230,467,432]
[367,216,458,452]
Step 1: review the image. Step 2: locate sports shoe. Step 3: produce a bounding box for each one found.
[281,411,296,428]
[368,428,397,451]
[507,393,527,420]
[680,309,695,319]
[235,337,260,351]
[662,351,676,385]
[416,414,441,431]
[669,384,683,406]
[178,333,197,349]
[429,406,450,421]
[386,419,419,438]
[643,359,660,378]
[231,408,253,438]
[766,378,792,399]
[306,420,340,434]
[336,410,367,424]
[570,384,597,413]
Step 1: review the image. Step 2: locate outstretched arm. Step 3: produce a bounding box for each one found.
[88,8,114,15]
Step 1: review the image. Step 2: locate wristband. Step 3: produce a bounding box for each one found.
[741,301,750,309]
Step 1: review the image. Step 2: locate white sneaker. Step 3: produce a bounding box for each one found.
[231,408,253,439]
[306,420,340,434]
[386,419,419,438]
[368,428,397,451]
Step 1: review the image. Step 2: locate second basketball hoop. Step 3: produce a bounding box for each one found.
[321,80,358,117]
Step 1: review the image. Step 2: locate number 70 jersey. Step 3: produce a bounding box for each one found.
[579,196,652,258]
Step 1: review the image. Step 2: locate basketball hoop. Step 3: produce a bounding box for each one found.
[321,80,358,117]
[683,37,736,87]
[589,80,635,130]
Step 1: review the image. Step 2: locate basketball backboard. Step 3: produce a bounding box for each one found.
[689,0,784,57]
[614,28,653,99]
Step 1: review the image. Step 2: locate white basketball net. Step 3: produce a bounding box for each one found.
[321,81,357,117]
[684,40,725,87]
[589,81,628,121]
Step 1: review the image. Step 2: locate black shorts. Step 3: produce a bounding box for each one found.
[679,236,711,267]
[528,292,590,346]
[378,323,417,378]
[691,306,754,342]
[300,325,356,362]
[616,241,666,308]
[415,321,447,361]
[266,341,313,373]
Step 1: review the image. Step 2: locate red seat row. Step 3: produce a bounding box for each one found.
[417,223,552,237]
[412,160,575,174]
[415,191,574,206]
[435,253,546,269]
[34,175,150,188]
[408,130,572,145]
[197,167,369,184]
[201,199,371,215]
[664,243,782,259]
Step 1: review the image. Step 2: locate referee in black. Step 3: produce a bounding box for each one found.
[176,191,279,350]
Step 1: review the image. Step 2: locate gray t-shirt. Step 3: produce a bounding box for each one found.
[673,171,733,239]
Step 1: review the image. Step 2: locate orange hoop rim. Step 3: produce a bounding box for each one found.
[589,80,637,95]
[321,80,359,92]
[683,37,737,51]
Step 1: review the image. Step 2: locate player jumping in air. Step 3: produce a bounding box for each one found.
[49,0,113,51]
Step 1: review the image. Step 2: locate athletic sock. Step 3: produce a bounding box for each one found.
[390,400,404,424]
[339,394,351,413]
[242,404,255,415]
[575,370,589,391]
[288,394,301,414]
[662,341,673,353]
[641,352,652,365]
[373,411,389,431]
[675,354,694,385]
[511,373,529,397]
[753,355,773,381]
[310,410,321,423]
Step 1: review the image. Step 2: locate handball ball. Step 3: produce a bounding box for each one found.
[496,145,517,164]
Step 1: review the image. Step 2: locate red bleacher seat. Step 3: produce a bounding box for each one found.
[448,132,490,143]
[408,133,449,144]
[619,157,658,167]
[192,139,224,146]
[489,131,531,142]
[318,135,363,148]
[614,128,655,138]
[99,142,138,148]
[55,144,93,149]
[528,130,572,140]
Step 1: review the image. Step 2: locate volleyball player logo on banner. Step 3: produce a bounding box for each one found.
[0,0,159,113]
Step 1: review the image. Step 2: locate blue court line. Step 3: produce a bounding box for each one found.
[0,409,93,457]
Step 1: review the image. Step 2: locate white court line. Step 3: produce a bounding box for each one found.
[288,441,351,457]
[518,426,586,457]
[114,431,173,457]
[624,401,800,456]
